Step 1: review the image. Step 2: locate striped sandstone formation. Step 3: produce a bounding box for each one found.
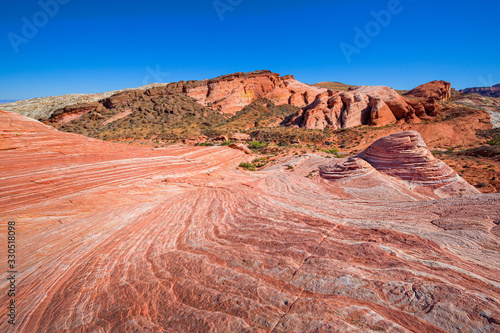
[0,111,499,332]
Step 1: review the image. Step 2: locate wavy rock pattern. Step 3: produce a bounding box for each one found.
[1,111,499,332]
[357,131,467,185]
[319,157,375,180]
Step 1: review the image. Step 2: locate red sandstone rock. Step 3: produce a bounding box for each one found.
[406,80,452,101]
[0,111,499,333]
[355,130,475,194]
[50,101,105,124]
[186,71,326,114]
[229,143,252,154]
[48,71,327,120]
[291,86,415,129]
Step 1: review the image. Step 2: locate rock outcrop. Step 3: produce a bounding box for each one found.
[290,81,453,130]
[357,131,475,189]
[406,80,452,101]
[0,83,169,120]
[1,111,499,332]
[45,71,326,123]
[460,85,500,98]
[185,71,326,114]
[320,131,478,197]
[50,101,105,123]
[290,85,418,130]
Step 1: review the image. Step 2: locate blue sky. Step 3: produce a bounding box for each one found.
[1,0,499,99]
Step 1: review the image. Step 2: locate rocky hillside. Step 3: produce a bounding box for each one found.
[7,70,325,122]
[288,81,452,130]
[460,83,500,98]
[0,83,169,120]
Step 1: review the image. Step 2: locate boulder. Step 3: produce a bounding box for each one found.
[49,102,105,124]
[229,133,251,141]
[229,143,252,154]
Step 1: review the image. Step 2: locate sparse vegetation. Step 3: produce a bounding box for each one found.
[252,157,269,168]
[239,162,256,171]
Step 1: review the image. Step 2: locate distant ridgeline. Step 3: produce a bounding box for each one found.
[0,100,19,104]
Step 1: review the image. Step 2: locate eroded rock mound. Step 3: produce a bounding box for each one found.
[319,157,374,180]
[356,131,478,193]
[406,80,452,101]
[290,86,418,130]
[321,131,478,196]
[47,71,326,124]
[290,81,453,130]
[187,71,326,114]
[0,111,499,332]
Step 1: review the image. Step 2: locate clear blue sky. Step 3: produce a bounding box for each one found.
[1,0,499,99]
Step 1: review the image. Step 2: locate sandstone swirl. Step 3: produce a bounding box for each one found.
[1,111,499,332]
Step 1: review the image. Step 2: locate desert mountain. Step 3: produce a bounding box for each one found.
[1,109,499,332]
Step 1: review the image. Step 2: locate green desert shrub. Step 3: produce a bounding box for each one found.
[252,157,269,168]
[239,162,256,171]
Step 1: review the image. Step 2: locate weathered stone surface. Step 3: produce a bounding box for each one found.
[406,80,452,101]
[186,71,326,114]
[0,111,499,333]
[295,91,343,130]
[44,71,327,122]
[1,83,170,120]
[369,98,397,126]
[320,131,478,197]
[290,86,415,129]
[229,143,252,154]
[357,131,456,181]
[460,86,500,98]
[290,81,459,130]
[50,101,105,124]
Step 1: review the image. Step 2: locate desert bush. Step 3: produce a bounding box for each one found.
[239,162,256,171]
[248,141,268,150]
[252,157,269,168]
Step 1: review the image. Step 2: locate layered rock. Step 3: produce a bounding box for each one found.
[406,80,452,101]
[321,131,478,196]
[290,85,418,130]
[290,81,454,130]
[1,111,499,333]
[319,157,375,180]
[357,131,468,185]
[460,85,500,98]
[184,71,325,114]
[50,101,105,123]
[0,83,169,120]
[47,71,326,124]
